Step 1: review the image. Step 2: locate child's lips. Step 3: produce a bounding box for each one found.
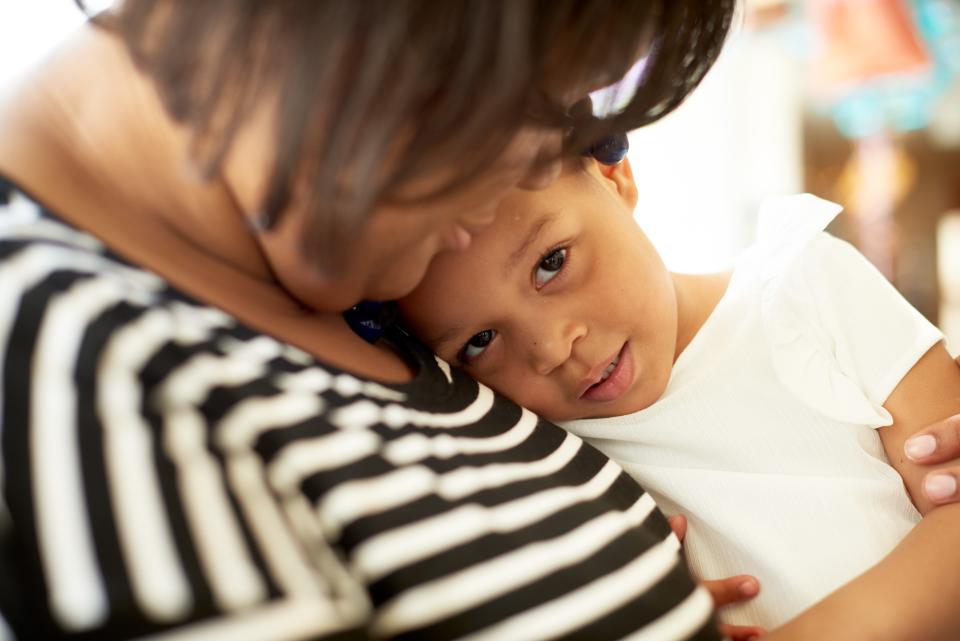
[578,342,634,403]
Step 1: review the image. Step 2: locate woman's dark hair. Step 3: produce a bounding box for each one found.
[78,0,735,271]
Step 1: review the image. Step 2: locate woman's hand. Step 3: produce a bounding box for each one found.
[903,354,960,506]
[668,515,766,641]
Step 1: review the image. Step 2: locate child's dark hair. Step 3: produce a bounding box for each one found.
[79,0,734,271]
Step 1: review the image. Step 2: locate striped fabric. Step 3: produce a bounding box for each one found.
[0,176,718,641]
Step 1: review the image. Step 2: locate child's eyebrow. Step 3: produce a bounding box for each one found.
[504,213,558,278]
[426,324,467,357]
[426,212,560,358]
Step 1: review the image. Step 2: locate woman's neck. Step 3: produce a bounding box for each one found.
[0,24,271,280]
[0,24,413,383]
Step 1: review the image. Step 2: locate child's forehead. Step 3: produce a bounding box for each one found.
[415,203,560,301]
[494,177,578,226]
[501,167,583,204]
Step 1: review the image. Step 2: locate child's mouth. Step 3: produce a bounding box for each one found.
[580,342,634,403]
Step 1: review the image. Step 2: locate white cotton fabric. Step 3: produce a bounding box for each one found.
[561,194,943,629]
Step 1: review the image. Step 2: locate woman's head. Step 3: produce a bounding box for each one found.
[85,0,735,309]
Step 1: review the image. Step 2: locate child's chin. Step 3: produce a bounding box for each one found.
[555,396,658,422]
[547,408,611,423]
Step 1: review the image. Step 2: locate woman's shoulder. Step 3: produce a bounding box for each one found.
[0,174,166,288]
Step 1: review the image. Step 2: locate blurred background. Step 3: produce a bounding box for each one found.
[1,0,958,350]
[627,0,960,353]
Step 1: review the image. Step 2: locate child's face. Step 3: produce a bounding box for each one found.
[400,159,680,421]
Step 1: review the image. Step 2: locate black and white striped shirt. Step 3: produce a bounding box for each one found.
[0,176,718,641]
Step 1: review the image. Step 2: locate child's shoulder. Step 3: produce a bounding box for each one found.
[747,194,941,428]
[738,193,888,313]
[750,193,845,276]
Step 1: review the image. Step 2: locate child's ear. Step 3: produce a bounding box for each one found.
[597,157,638,210]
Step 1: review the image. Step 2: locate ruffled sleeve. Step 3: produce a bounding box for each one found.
[758,194,943,428]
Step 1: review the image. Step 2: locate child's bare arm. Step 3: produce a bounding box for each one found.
[881,343,960,515]
[899,352,960,505]
[764,342,960,641]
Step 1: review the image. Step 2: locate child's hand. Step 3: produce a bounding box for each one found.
[668,515,767,641]
[703,575,766,641]
[720,624,766,641]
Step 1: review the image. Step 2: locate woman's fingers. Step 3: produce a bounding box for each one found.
[718,622,767,640]
[916,466,960,505]
[904,414,960,465]
[902,358,960,505]
[667,514,687,543]
[921,470,959,504]
[903,408,960,505]
[702,575,760,607]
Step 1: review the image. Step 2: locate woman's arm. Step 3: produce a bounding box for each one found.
[765,342,960,641]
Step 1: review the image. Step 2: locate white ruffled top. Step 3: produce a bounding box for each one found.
[560,194,942,629]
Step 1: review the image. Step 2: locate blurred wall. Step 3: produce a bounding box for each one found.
[627,0,960,352]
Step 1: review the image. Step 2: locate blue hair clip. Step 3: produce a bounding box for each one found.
[343,300,397,343]
[586,132,629,165]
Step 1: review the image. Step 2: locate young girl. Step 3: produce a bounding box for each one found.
[399,153,960,635]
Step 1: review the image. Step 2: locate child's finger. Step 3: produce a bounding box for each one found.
[667,514,687,543]
[718,623,766,640]
[702,575,760,607]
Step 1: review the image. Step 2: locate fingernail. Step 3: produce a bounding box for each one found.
[739,579,759,596]
[925,474,958,502]
[905,435,937,460]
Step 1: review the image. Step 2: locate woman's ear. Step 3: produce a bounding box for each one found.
[597,157,638,210]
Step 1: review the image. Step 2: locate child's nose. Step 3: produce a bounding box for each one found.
[527,316,587,376]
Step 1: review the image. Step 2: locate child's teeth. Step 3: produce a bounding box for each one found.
[600,355,619,381]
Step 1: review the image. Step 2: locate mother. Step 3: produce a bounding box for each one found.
[0,2,955,640]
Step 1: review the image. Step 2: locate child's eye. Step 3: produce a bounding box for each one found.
[535,248,567,289]
[461,329,497,361]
